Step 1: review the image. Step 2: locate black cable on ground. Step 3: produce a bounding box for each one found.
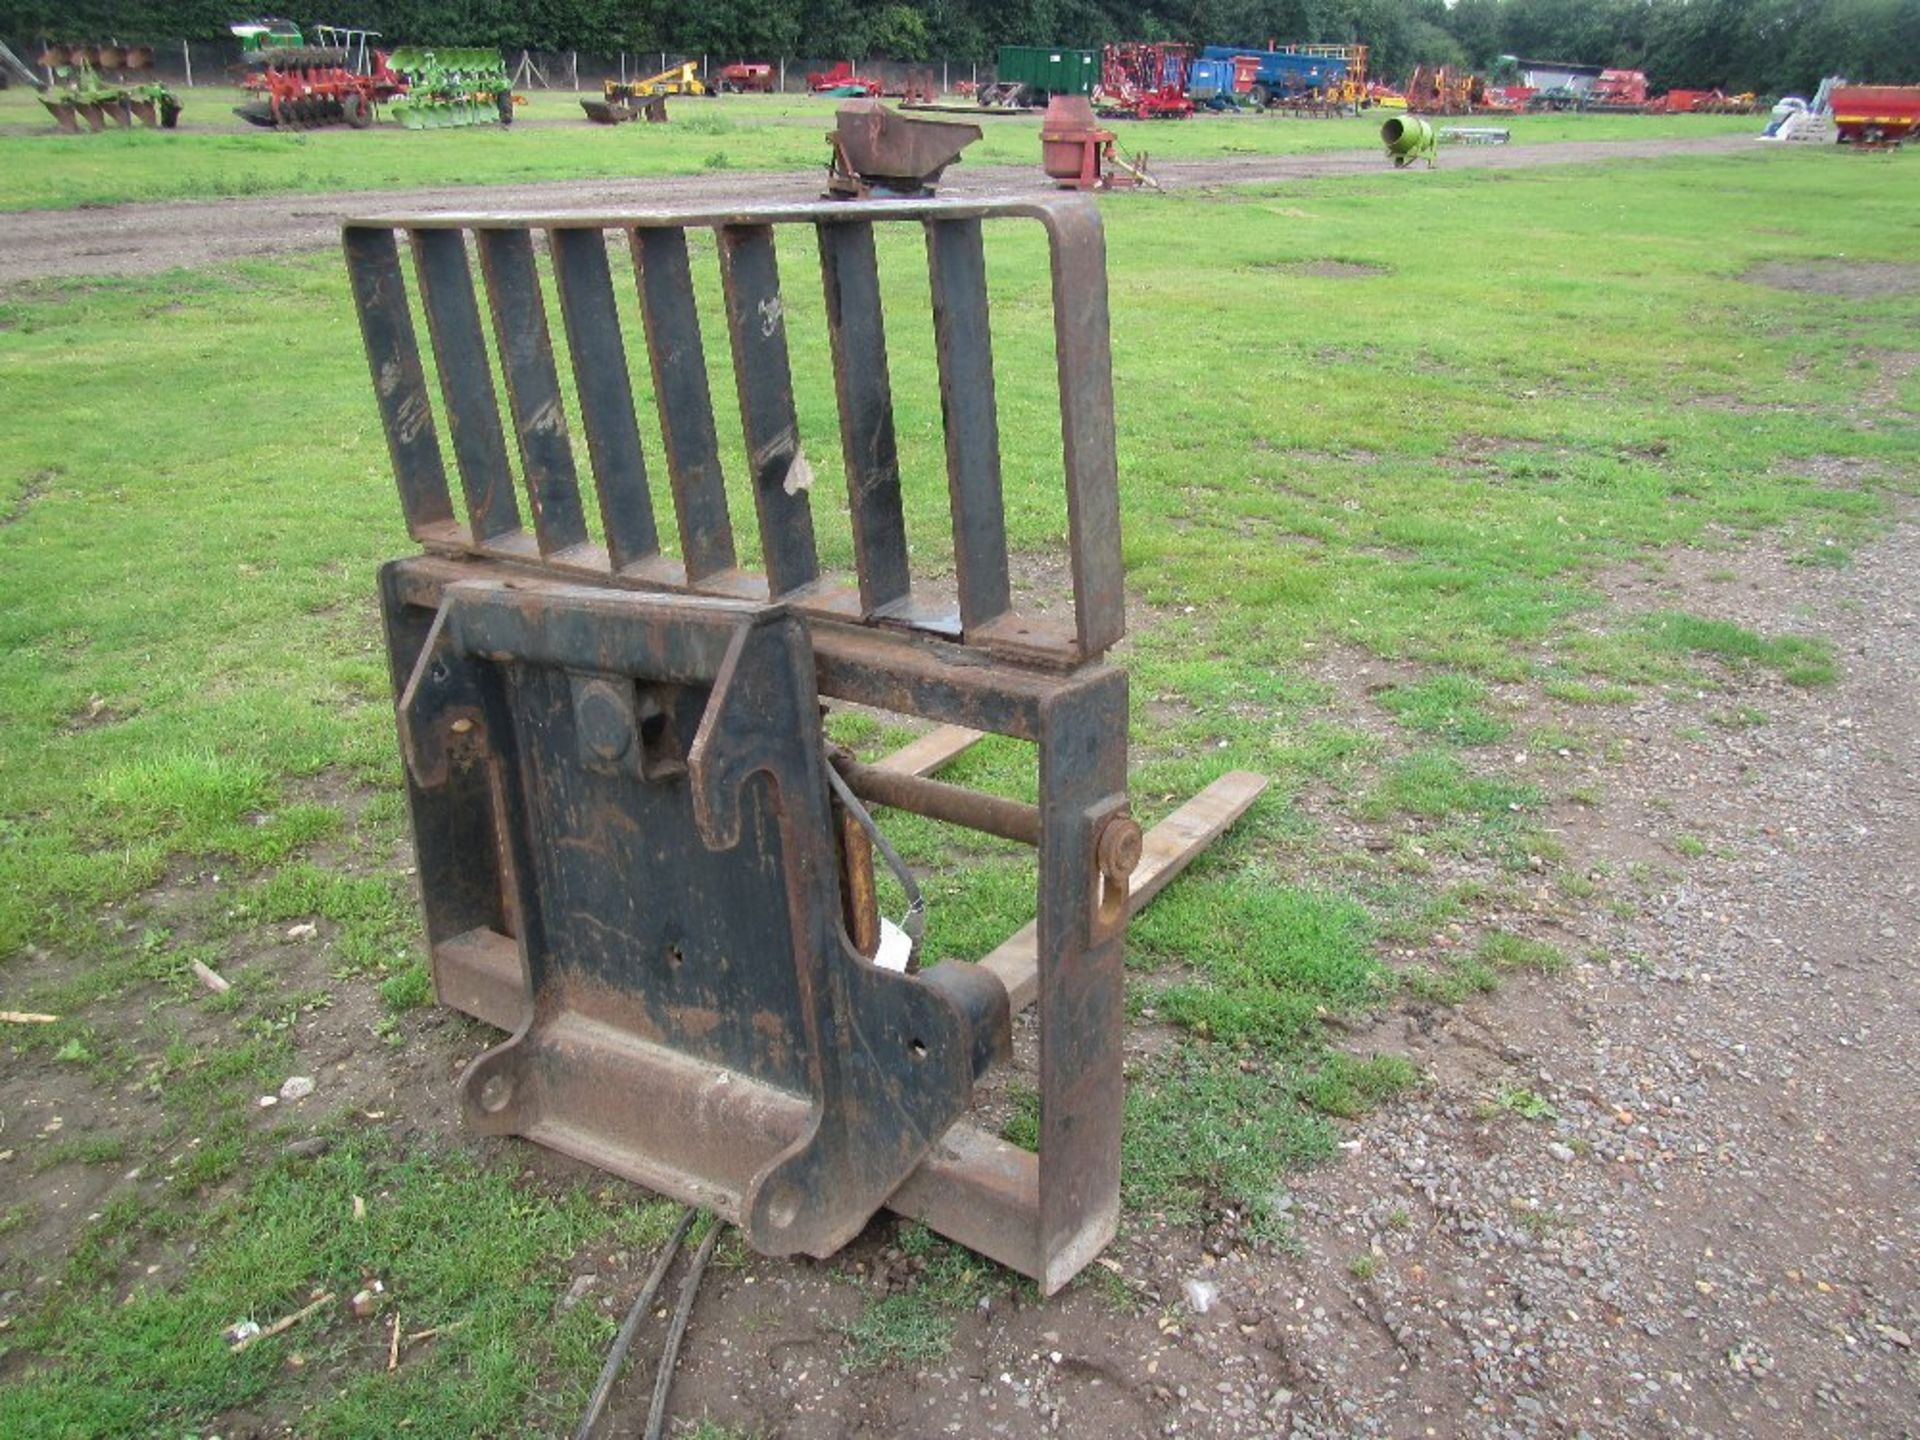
[643,1218,726,1440]
[573,1206,697,1440]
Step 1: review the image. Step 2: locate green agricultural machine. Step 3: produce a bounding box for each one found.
[386,47,516,128]
[36,42,180,132]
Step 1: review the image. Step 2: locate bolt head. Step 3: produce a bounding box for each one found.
[1097,814,1143,883]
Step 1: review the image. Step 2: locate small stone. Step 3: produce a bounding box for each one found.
[1183,1277,1219,1314]
[257,1095,279,1109]
[279,1076,316,1102]
[1547,1142,1577,1163]
[286,922,318,941]
[350,1282,385,1319]
[1876,1326,1912,1349]
[559,1274,597,1312]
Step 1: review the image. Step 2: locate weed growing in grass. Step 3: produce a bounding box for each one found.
[841,1223,1003,1371]
[377,961,433,1011]
[1557,871,1600,899]
[1368,879,1474,944]
[1711,705,1769,728]
[1404,953,1500,1005]
[1377,673,1512,745]
[32,1133,129,1171]
[1475,931,1569,974]
[677,1423,766,1440]
[1347,1253,1381,1280]
[1000,1081,1040,1152]
[1134,879,1384,1046]
[1495,1086,1558,1122]
[0,1202,37,1237]
[1675,833,1709,858]
[1363,750,1539,822]
[1636,611,1837,687]
[1300,1052,1420,1119]
[1514,1205,1565,1240]
[1542,676,1637,705]
[841,1293,956,1370]
[1122,1046,1339,1236]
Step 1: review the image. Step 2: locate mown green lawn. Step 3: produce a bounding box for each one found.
[0,83,1760,211]
[0,148,1914,1435]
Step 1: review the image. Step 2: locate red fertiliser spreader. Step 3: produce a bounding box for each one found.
[1829,86,1920,148]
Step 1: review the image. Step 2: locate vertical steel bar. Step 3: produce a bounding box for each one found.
[476,229,591,557]
[818,221,911,615]
[1042,203,1127,656]
[547,227,662,570]
[717,224,819,600]
[631,227,737,581]
[409,227,523,543]
[925,218,1011,632]
[1034,669,1129,1294]
[343,226,455,538]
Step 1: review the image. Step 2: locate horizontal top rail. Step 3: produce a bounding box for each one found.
[345,193,1097,232]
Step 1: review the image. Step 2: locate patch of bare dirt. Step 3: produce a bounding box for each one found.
[2,472,51,526]
[1741,259,1920,299]
[1860,348,1920,412]
[1778,454,1891,489]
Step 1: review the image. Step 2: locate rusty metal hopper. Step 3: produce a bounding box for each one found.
[827,98,981,198]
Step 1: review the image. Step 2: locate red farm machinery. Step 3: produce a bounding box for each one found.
[1583,69,1649,112]
[808,61,880,97]
[716,62,774,93]
[1095,42,1194,119]
[231,18,402,129]
[1829,85,1920,147]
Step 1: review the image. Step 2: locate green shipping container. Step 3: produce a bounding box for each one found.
[995,45,1098,99]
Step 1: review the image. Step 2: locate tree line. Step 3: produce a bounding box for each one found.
[5,0,1916,96]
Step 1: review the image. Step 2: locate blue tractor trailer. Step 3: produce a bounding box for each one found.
[1199,45,1348,106]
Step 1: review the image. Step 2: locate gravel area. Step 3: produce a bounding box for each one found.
[623,513,1919,1438]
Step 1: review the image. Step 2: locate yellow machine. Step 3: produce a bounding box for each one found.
[611,61,706,99]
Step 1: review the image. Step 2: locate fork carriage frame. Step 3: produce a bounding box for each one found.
[347,196,1254,1293]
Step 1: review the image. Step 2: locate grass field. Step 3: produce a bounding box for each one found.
[0,146,1915,1435]
[0,84,1761,210]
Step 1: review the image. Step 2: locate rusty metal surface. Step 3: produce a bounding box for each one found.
[832,753,1042,846]
[351,197,1250,1295]
[345,195,1120,670]
[825,99,981,198]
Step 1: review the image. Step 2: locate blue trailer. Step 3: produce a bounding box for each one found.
[1200,45,1348,106]
[1185,57,1238,103]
